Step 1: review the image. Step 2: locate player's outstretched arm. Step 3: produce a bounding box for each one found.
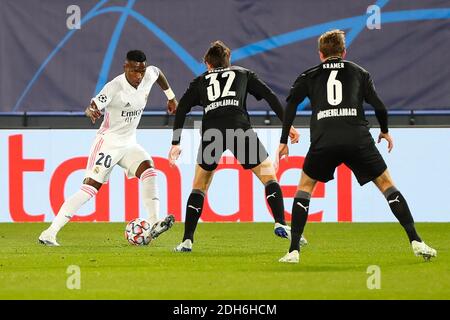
[274,143,289,172]
[171,78,200,142]
[156,69,177,114]
[169,78,200,165]
[280,74,308,145]
[168,100,189,167]
[171,97,192,146]
[364,72,392,152]
[85,101,102,124]
[288,127,300,144]
[280,101,303,147]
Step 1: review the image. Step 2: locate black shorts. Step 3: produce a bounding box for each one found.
[303,141,387,186]
[197,127,269,171]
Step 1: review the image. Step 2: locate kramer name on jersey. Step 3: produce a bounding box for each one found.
[322,62,344,69]
[205,99,239,113]
[317,108,357,120]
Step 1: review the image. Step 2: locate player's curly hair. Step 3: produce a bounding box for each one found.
[126,50,147,63]
[318,30,346,58]
[204,41,231,68]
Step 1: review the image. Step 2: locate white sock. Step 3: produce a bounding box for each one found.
[48,184,98,234]
[141,168,159,226]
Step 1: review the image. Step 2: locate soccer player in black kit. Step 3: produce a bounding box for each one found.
[277,30,436,263]
[169,41,306,252]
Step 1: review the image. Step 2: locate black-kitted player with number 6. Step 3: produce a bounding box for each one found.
[169,41,305,252]
[277,29,436,263]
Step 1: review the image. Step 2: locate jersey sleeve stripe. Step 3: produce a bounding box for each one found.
[87,138,104,169]
[98,112,110,135]
[88,140,102,169]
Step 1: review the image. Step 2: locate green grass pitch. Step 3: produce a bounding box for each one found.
[0,222,449,300]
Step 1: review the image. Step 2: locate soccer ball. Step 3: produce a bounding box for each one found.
[125,218,152,245]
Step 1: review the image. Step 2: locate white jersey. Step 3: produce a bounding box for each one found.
[91,66,160,145]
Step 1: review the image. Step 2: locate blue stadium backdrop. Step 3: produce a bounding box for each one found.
[1,0,449,113]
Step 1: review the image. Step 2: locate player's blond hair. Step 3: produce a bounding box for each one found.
[318,30,346,58]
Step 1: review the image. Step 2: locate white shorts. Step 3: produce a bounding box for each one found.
[84,135,152,183]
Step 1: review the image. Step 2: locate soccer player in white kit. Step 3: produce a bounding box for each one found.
[39,50,177,246]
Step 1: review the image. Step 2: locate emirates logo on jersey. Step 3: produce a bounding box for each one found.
[121,108,144,123]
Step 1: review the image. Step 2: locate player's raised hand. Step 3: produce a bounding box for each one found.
[289,126,300,144]
[274,143,289,172]
[167,98,178,115]
[168,144,182,167]
[378,132,394,153]
[85,102,102,124]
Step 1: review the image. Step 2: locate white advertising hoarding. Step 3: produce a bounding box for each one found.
[0,128,449,222]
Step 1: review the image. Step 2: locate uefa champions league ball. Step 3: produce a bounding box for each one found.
[125,218,152,245]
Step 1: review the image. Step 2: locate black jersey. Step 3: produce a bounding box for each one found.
[280,57,388,147]
[172,66,284,144]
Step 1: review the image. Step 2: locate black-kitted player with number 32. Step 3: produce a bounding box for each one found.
[169,41,305,252]
[277,29,436,263]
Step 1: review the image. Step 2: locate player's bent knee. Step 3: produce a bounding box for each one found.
[373,169,395,193]
[298,172,316,193]
[192,177,212,193]
[252,160,277,183]
[298,184,315,194]
[135,160,153,179]
[259,174,277,185]
[83,178,102,191]
[192,174,212,193]
[192,165,214,192]
[253,165,277,184]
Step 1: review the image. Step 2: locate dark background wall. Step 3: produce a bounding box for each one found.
[1,0,449,113]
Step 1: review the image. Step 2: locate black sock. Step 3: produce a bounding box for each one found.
[384,187,421,243]
[183,189,205,243]
[265,181,286,225]
[289,191,310,252]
